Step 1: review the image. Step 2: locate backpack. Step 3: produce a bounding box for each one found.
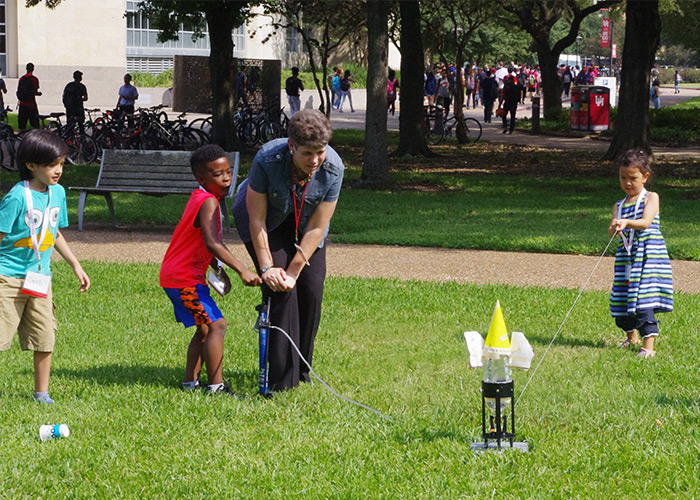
[285,76,298,96]
[387,78,395,97]
[527,73,536,87]
[490,80,499,101]
[425,77,436,95]
[340,77,350,92]
[517,73,526,86]
[16,76,34,101]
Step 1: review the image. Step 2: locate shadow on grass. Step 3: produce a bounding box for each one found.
[525,334,606,349]
[654,393,700,409]
[53,364,258,392]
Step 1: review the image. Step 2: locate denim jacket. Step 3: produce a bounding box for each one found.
[233,138,344,248]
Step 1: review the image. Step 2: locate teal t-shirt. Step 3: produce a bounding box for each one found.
[0,182,68,278]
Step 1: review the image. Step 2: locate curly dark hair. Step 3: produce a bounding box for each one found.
[190,144,226,176]
[287,109,332,149]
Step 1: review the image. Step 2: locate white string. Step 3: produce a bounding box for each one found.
[514,234,617,407]
[268,325,396,423]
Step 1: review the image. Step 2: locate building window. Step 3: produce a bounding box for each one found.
[126,2,210,51]
[126,2,246,73]
[286,27,299,53]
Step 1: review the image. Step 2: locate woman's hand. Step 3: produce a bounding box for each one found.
[262,267,296,292]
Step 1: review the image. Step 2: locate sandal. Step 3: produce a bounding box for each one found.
[619,338,640,348]
[638,348,656,359]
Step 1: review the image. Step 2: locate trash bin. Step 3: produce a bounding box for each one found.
[570,86,580,130]
[578,87,590,131]
[588,85,610,131]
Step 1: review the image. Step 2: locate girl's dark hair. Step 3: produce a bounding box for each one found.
[16,129,69,181]
[621,149,653,175]
[288,109,332,149]
[190,144,226,176]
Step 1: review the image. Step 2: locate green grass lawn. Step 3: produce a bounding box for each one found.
[1,262,698,497]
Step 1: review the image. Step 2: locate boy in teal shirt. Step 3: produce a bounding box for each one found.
[0,130,90,404]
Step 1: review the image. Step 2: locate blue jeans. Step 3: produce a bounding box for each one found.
[288,95,301,116]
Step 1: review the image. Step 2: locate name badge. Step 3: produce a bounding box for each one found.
[22,270,51,298]
[208,268,228,297]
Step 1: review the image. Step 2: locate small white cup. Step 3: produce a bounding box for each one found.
[39,424,70,441]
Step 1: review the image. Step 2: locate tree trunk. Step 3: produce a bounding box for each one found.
[604,0,660,160]
[362,0,390,185]
[454,50,467,143]
[205,6,238,151]
[536,47,562,119]
[394,1,433,157]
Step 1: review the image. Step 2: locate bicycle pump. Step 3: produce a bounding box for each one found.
[255,298,272,398]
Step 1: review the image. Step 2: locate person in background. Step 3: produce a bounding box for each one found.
[0,69,7,118]
[62,70,88,134]
[116,73,138,116]
[481,68,498,124]
[650,78,661,109]
[424,70,436,106]
[338,69,355,113]
[17,62,42,130]
[500,69,521,135]
[285,67,305,117]
[387,68,399,116]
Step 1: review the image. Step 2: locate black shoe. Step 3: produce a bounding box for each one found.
[205,382,243,399]
[502,129,507,134]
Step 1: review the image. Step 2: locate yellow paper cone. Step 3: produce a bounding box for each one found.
[484,300,511,354]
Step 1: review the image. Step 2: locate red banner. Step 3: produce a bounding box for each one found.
[601,18,611,48]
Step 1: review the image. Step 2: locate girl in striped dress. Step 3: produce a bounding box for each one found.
[607,150,673,358]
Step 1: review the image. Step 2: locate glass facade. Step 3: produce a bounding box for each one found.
[126,1,246,74]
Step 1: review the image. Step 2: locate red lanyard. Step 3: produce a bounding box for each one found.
[292,169,310,244]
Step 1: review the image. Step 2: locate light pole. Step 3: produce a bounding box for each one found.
[576,34,583,68]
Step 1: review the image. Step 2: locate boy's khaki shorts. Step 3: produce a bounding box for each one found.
[0,275,56,352]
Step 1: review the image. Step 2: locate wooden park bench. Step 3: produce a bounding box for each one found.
[68,150,239,231]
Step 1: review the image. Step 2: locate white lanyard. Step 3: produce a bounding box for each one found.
[617,188,647,256]
[23,181,52,269]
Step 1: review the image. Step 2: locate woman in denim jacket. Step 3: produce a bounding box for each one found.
[233,110,344,392]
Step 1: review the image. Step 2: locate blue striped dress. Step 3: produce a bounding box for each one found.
[610,194,673,317]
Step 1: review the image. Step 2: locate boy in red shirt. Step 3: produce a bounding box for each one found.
[160,145,261,395]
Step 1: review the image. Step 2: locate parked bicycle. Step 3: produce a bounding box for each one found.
[424,105,482,145]
[37,112,99,165]
[0,107,20,171]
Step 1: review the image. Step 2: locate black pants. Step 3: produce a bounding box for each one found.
[18,105,39,129]
[501,105,517,133]
[483,99,494,123]
[245,213,326,392]
[615,309,659,338]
